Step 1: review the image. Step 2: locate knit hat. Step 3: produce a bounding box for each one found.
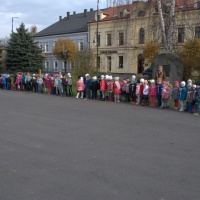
[193,84,196,88]
[181,81,186,86]
[140,78,144,83]
[174,81,179,85]
[151,79,155,84]
[67,73,71,77]
[109,76,113,80]
[93,76,97,80]
[132,75,136,81]
[187,83,192,87]
[101,75,104,79]
[105,75,109,80]
[187,79,192,83]
[115,77,119,81]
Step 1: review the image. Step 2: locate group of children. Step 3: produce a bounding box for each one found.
[0,72,200,116]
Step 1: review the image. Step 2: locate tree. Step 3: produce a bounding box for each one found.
[157,0,176,52]
[30,25,37,36]
[53,39,78,74]
[72,50,97,78]
[5,23,43,73]
[142,41,160,63]
[179,38,200,80]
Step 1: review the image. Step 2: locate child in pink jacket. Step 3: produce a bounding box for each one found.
[148,80,157,107]
[76,77,85,99]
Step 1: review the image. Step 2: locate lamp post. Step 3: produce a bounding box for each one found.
[12,17,19,33]
[96,0,99,68]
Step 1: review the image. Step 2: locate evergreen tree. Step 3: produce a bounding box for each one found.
[5,23,43,73]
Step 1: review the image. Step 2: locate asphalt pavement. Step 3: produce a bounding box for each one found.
[0,90,199,200]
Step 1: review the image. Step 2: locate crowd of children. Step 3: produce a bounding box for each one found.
[0,72,200,116]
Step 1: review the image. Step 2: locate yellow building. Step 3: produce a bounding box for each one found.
[88,0,200,74]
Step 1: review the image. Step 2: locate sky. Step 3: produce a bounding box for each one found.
[0,0,107,39]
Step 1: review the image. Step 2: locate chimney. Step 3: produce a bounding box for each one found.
[67,12,70,20]
[84,9,87,17]
[73,11,76,15]
[90,8,93,12]
[59,16,62,21]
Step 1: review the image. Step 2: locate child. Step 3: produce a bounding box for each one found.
[186,83,193,112]
[85,74,91,99]
[139,78,144,105]
[136,80,140,105]
[161,81,170,108]
[113,77,121,103]
[6,75,12,90]
[193,81,200,115]
[156,78,163,107]
[142,80,149,106]
[76,77,85,99]
[107,76,113,102]
[90,76,99,100]
[148,79,156,107]
[67,73,73,96]
[179,81,187,112]
[50,77,55,95]
[172,81,180,110]
[125,77,131,102]
[100,75,106,101]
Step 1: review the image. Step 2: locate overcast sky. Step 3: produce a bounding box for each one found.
[0,0,107,39]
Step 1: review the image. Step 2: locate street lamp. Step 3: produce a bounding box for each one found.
[96,0,99,68]
[12,17,19,33]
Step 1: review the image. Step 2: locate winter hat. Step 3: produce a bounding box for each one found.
[181,81,186,86]
[187,79,192,84]
[109,76,113,80]
[101,75,104,79]
[132,75,136,81]
[67,73,71,77]
[80,77,83,81]
[115,77,119,81]
[174,81,179,85]
[105,75,109,80]
[140,78,144,83]
[193,84,196,89]
[151,79,155,84]
[187,83,192,87]
[93,76,97,80]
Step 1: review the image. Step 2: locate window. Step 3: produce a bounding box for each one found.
[45,61,49,69]
[53,41,56,48]
[138,10,145,17]
[79,41,84,51]
[107,34,112,46]
[119,11,123,18]
[107,56,112,71]
[54,61,58,70]
[45,43,49,53]
[119,56,123,68]
[195,27,200,38]
[178,28,184,43]
[139,28,145,44]
[119,32,124,45]
[39,43,43,51]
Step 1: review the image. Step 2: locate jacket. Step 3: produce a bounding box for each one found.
[76,79,85,92]
[113,81,121,94]
[90,80,99,91]
[179,86,187,100]
[148,85,156,96]
[195,88,200,102]
[100,79,106,91]
[172,86,179,100]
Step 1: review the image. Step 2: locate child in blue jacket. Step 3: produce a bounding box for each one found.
[179,81,187,112]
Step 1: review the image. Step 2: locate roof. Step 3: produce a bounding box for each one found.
[35,10,98,37]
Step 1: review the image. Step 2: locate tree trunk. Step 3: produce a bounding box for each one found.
[64,61,67,74]
[167,0,175,52]
[157,0,168,51]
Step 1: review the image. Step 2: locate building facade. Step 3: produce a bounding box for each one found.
[34,9,97,73]
[88,0,200,74]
